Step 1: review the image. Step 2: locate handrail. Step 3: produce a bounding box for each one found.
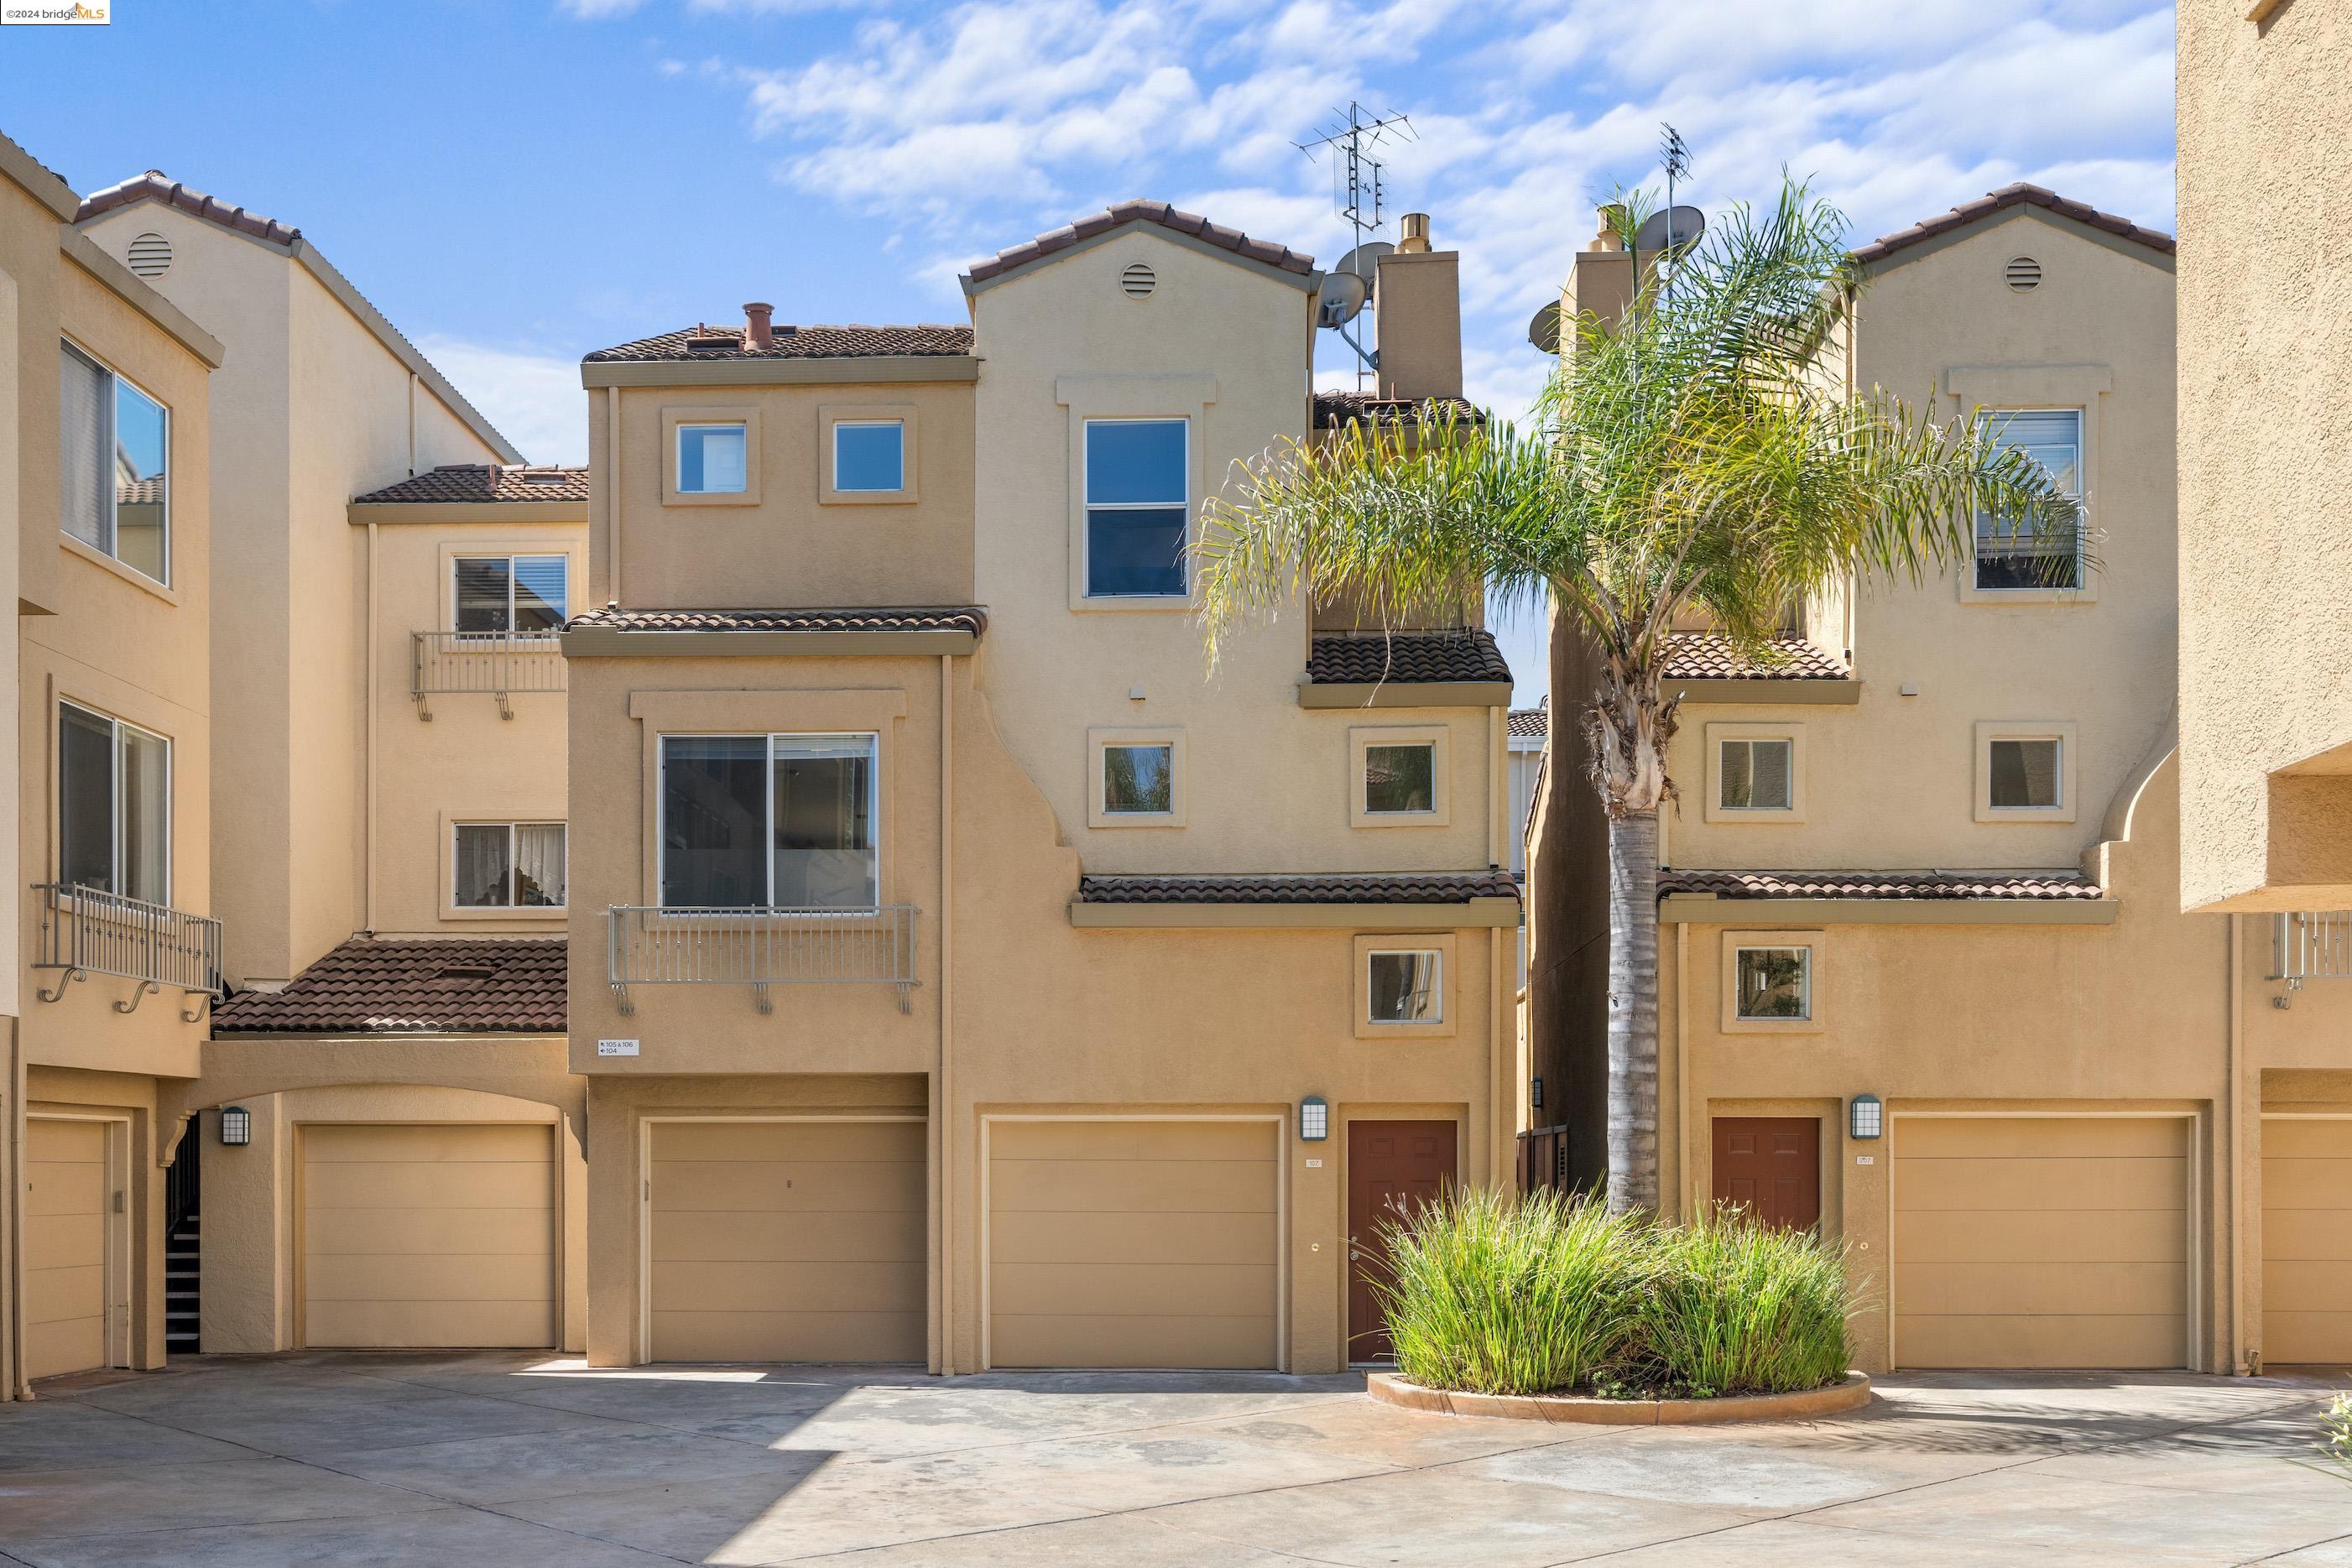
[33,882,224,1021]
[608,904,920,1015]
[411,631,566,720]
[2271,911,2352,1008]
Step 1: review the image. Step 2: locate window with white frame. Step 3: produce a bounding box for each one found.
[60,702,169,904]
[1102,742,1174,815]
[1364,741,1437,816]
[1718,736,1793,811]
[60,341,169,584]
[676,421,748,495]
[1084,418,1187,597]
[453,822,566,909]
[1975,409,2083,591]
[1734,945,1809,1021]
[1367,949,1443,1025]
[1987,736,2062,810]
[660,732,878,908]
[832,420,905,492]
[454,555,567,635]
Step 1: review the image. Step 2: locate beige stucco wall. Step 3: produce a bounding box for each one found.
[2176,0,2352,911]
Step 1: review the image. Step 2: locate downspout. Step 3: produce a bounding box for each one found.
[363,519,379,935]
[8,1021,28,1399]
[1489,703,1509,1183]
[2229,913,2246,1373]
[937,653,955,1373]
[1674,919,1690,1219]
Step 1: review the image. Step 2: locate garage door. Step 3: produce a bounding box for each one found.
[301,1123,555,1348]
[1894,1117,2186,1368]
[988,1119,1278,1369]
[2261,1117,2352,1364]
[25,1119,109,1379]
[649,1120,925,1362]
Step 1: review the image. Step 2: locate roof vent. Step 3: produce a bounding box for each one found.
[126,232,172,279]
[2005,256,2042,291]
[520,470,567,486]
[433,964,494,982]
[1121,262,1156,299]
[685,323,738,352]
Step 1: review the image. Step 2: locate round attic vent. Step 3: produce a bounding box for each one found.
[2005,255,2042,292]
[1120,262,1157,299]
[126,232,172,279]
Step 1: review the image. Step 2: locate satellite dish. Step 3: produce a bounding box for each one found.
[1635,204,1704,257]
[1317,269,1369,328]
[1527,300,1562,355]
[1335,240,1395,295]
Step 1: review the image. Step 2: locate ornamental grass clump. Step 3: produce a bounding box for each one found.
[1635,1205,1853,1396]
[1371,1186,1647,1397]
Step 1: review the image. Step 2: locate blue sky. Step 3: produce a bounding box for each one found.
[2,1,2175,705]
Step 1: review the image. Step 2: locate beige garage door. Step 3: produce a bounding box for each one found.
[649,1120,926,1363]
[988,1119,1278,1370]
[301,1123,555,1348]
[2261,1117,2352,1365]
[25,1119,111,1380]
[1894,1116,2187,1368]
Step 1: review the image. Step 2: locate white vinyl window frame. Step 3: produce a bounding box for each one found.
[1718,930,1824,1035]
[1087,727,1186,828]
[1973,720,2078,824]
[57,700,172,906]
[60,338,171,587]
[1361,945,1447,1031]
[1349,725,1451,828]
[673,419,750,496]
[654,731,884,908]
[1970,407,2085,595]
[450,554,570,638]
[831,419,905,493]
[1080,415,1192,603]
[1703,722,1806,823]
[449,820,567,912]
[1732,945,1812,1022]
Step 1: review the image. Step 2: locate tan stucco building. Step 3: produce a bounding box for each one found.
[566,201,1516,1373]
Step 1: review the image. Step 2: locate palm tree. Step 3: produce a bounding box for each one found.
[1196,180,2080,1215]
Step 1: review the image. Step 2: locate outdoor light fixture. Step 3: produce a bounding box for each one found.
[218,1106,251,1147]
[1298,1096,1328,1142]
[1531,1076,1545,1110]
[1849,1093,1883,1141]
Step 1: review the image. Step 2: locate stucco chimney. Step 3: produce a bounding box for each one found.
[743,302,776,351]
[1559,206,1635,347]
[1373,216,1461,401]
[1398,212,1432,253]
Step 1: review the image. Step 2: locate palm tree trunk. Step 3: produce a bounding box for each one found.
[1605,808,1661,1215]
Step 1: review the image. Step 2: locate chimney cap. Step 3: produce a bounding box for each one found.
[1398,213,1432,253]
[743,300,776,352]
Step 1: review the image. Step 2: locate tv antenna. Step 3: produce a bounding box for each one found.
[1656,123,1692,298]
[1297,102,1415,387]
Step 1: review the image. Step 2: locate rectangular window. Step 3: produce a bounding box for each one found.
[676,422,748,495]
[1084,418,1187,597]
[1976,409,2083,591]
[833,420,905,492]
[1364,742,1437,815]
[1102,743,1174,815]
[60,701,169,904]
[1988,737,2062,810]
[454,555,568,634]
[1719,737,1793,811]
[60,341,169,585]
[453,822,566,909]
[1734,946,1810,1021]
[660,732,879,909]
[1367,950,1443,1025]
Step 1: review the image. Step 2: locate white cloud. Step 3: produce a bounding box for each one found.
[418,337,590,466]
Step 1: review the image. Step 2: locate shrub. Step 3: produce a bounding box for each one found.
[1633,1205,1853,1396]
[1370,1185,1648,1396]
[2328,1393,2352,1471]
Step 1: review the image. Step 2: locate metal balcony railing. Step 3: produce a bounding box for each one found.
[34,882,224,1021]
[608,904,920,1016]
[412,631,566,720]
[2271,911,2352,1009]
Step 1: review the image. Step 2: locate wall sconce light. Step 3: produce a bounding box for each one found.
[219,1106,251,1147]
[1849,1093,1883,1141]
[1530,1076,1544,1111]
[1298,1096,1328,1143]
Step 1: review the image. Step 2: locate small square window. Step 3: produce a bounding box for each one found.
[1364,742,1436,815]
[677,423,748,494]
[834,421,904,492]
[1719,738,1792,811]
[1988,737,2061,810]
[1368,950,1442,1025]
[1734,946,1809,1021]
[1102,743,1173,815]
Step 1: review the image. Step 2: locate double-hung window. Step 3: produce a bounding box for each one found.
[60,341,169,585]
[454,555,567,636]
[1975,409,2083,591]
[454,822,566,909]
[60,702,169,904]
[660,732,879,908]
[676,422,748,495]
[1084,419,1187,598]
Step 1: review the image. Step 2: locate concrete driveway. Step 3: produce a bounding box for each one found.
[1,1354,2347,1566]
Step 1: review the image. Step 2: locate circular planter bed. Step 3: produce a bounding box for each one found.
[1368,1370,1871,1425]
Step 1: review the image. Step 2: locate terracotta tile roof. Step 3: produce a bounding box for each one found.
[967,199,1315,284]
[1660,868,2105,901]
[354,465,588,504]
[1306,629,1512,685]
[1313,393,1482,430]
[1664,633,1848,681]
[567,605,987,635]
[76,169,301,247]
[1079,871,1520,905]
[212,937,566,1034]
[1850,184,2175,267]
[1509,702,1547,740]
[583,324,973,364]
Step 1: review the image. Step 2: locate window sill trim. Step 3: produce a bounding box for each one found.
[441,905,568,922]
[1072,593,1195,614]
[60,534,178,606]
[1958,584,2099,606]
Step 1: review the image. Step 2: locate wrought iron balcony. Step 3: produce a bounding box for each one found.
[34,883,224,1021]
[2271,911,2352,1008]
[412,631,566,720]
[608,904,920,1016]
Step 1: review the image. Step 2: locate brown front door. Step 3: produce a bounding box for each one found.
[1711,1117,1821,1230]
[1347,1119,1457,1363]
